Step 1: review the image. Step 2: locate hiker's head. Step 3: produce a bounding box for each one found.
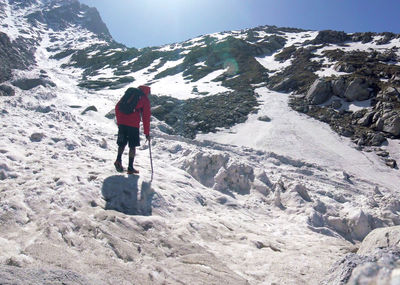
[139,85,151,96]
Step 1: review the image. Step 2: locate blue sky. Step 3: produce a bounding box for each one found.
[79,0,400,48]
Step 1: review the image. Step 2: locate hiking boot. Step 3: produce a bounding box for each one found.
[114,161,123,172]
[127,167,139,175]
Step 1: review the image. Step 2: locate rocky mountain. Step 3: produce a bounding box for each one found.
[1,0,400,284]
[2,0,400,162]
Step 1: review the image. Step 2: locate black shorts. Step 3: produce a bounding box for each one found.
[117,125,140,148]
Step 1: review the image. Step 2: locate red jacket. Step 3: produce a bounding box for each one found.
[115,86,151,135]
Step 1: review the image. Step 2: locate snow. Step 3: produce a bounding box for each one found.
[145,68,231,99]
[1,2,400,284]
[89,67,116,80]
[197,88,400,190]
[284,31,319,47]
[156,58,185,73]
[255,56,292,75]
[315,66,349,77]
[1,1,31,41]
[313,56,349,77]
[314,37,400,58]
[255,31,318,76]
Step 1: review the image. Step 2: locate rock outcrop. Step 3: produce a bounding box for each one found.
[343,78,372,101]
[0,85,15,96]
[322,226,400,285]
[306,78,332,104]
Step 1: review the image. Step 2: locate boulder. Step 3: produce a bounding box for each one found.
[312,30,350,44]
[321,247,400,285]
[331,99,342,109]
[382,113,400,136]
[332,77,347,97]
[105,109,115,119]
[383,87,400,102]
[12,78,56,90]
[333,62,355,73]
[30,132,45,142]
[358,226,400,255]
[352,32,374,43]
[81,105,98,115]
[306,78,332,105]
[151,105,168,120]
[385,158,397,168]
[357,111,375,127]
[373,118,385,131]
[344,78,371,101]
[0,84,15,96]
[376,32,396,45]
[257,115,271,122]
[271,77,300,92]
[368,133,386,146]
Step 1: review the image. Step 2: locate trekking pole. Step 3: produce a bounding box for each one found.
[148,139,154,182]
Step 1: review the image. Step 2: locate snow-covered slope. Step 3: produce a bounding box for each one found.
[1,0,400,284]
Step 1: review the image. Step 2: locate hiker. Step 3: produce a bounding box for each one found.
[114,85,151,174]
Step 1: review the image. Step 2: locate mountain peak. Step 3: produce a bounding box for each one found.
[7,0,112,40]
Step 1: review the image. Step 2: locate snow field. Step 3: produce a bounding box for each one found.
[1,2,400,283]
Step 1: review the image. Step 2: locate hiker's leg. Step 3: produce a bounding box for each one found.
[116,145,125,162]
[116,125,128,162]
[128,147,136,169]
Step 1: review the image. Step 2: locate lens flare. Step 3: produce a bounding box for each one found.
[223,57,239,75]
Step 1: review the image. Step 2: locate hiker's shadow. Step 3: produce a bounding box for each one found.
[102,175,154,216]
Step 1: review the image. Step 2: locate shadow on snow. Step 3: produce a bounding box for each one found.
[102,175,154,216]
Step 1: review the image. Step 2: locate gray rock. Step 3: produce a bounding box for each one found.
[357,111,375,127]
[322,226,400,285]
[81,105,98,115]
[358,226,400,255]
[306,78,332,105]
[99,138,107,149]
[151,105,168,120]
[334,62,355,73]
[322,248,400,285]
[12,78,56,90]
[383,86,399,97]
[271,77,300,92]
[258,115,271,122]
[385,159,397,168]
[373,118,385,131]
[30,132,45,142]
[369,133,386,146]
[313,199,327,214]
[352,32,374,43]
[382,114,400,136]
[35,105,52,113]
[312,30,350,44]
[331,99,342,109]
[332,77,347,97]
[105,109,115,119]
[344,78,371,101]
[0,84,15,96]
[0,32,35,83]
[339,127,354,137]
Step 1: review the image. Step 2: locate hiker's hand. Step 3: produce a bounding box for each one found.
[146,135,151,142]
